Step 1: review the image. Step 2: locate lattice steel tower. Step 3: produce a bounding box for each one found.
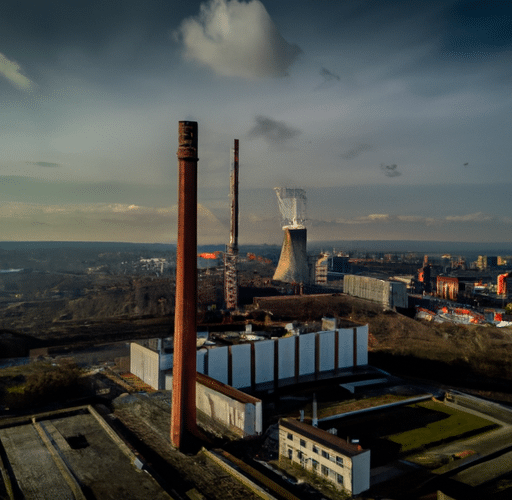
[224,139,239,309]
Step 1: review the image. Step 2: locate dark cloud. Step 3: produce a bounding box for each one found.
[320,67,340,82]
[248,116,301,144]
[27,161,61,168]
[444,1,512,55]
[341,144,371,160]
[316,67,341,90]
[380,163,402,178]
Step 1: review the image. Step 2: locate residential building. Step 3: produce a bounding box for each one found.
[279,418,370,496]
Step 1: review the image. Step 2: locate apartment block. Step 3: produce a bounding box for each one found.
[279,418,370,495]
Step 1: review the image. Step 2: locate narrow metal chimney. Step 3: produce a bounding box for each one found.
[224,139,239,310]
[171,121,198,449]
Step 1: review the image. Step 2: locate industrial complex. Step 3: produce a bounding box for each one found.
[2,121,512,500]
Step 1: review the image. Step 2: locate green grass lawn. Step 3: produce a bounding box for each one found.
[317,393,410,419]
[386,400,498,452]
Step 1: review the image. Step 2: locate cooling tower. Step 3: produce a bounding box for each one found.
[273,227,309,283]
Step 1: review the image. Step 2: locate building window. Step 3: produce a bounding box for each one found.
[321,465,330,477]
[321,450,330,460]
[336,456,344,467]
[337,473,344,485]
[297,450,303,460]
[287,433,293,440]
[300,439,306,448]
[312,459,318,470]
[288,448,293,460]
[312,445,319,454]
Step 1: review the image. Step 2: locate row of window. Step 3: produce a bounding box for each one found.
[286,432,344,467]
[287,448,344,485]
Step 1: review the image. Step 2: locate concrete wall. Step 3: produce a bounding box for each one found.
[130,343,160,390]
[351,447,371,495]
[299,333,316,376]
[207,346,229,385]
[160,352,173,371]
[356,325,368,366]
[338,328,354,368]
[231,343,251,389]
[278,336,295,381]
[195,374,262,437]
[319,330,335,372]
[254,340,274,387]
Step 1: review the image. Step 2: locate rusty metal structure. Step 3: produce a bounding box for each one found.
[224,139,239,309]
[273,188,309,284]
[171,121,198,449]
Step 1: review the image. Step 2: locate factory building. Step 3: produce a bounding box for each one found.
[476,255,499,271]
[437,276,459,301]
[279,418,370,495]
[497,272,512,297]
[131,325,368,393]
[343,275,408,309]
[315,253,352,284]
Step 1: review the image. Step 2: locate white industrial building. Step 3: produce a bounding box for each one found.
[130,324,368,441]
[343,274,408,309]
[279,418,370,495]
[130,325,368,393]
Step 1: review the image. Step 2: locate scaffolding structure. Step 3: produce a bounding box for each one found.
[274,187,306,228]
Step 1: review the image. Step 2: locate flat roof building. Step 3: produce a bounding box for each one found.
[279,417,370,496]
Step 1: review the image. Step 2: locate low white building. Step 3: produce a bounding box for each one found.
[130,324,368,392]
[279,418,370,495]
[344,274,408,309]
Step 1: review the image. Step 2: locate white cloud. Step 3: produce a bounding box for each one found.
[175,0,301,78]
[0,202,227,243]
[445,212,493,222]
[0,52,34,91]
[367,213,389,220]
[397,215,437,225]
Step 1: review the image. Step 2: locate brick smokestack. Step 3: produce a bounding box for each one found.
[171,121,198,449]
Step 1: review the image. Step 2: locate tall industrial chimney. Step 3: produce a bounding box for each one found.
[224,139,239,310]
[273,188,309,284]
[171,121,198,449]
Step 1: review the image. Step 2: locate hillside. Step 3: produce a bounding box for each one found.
[2,279,512,405]
[254,294,512,402]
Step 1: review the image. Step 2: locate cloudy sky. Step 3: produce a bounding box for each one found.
[1,0,512,244]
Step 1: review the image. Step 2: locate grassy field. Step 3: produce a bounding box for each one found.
[319,398,498,467]
[310,393,412,419]
[386,400,497,453]
[0,360,84,409]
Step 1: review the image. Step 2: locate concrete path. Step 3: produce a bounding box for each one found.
[0,425,75,499]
